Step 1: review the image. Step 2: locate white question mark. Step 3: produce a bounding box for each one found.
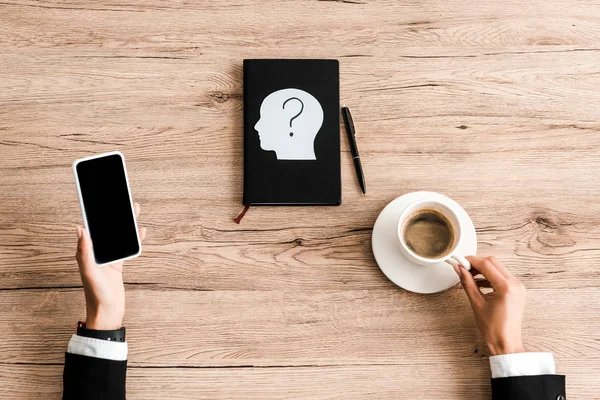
[283,97,304,137]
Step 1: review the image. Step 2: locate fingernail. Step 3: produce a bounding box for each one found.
[452,264,461,277]
[76,226,82,239]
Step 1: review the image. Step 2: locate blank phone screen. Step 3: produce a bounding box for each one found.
[76,154,140,265]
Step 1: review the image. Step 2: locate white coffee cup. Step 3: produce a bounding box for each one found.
[397,199,471,270]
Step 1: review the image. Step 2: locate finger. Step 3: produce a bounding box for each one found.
[485,256,513,279]
[139,227,147,242]
[76,226,96,273]
[466,256,507,290]
[133,203,144,242]
[454,264,484,307]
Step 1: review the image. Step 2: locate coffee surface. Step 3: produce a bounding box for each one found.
[404,208,454,258]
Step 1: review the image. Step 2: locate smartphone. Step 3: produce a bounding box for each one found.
[73,151,141,265]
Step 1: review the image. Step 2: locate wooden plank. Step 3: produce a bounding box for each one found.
[0,288,598,367]
[2,361,599,400]
[1,0,600,53]
[1,192,600,290]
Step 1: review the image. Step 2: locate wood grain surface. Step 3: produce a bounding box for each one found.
[1,0,600,398]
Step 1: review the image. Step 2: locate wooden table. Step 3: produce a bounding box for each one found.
[1,0,599,398]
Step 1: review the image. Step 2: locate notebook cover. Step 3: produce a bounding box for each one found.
[243,59,341,206]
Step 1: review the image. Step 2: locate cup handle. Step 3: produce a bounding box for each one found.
[445,253,471,271]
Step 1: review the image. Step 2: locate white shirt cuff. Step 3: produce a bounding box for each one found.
[489,352,555,378]
[67,334,128,361]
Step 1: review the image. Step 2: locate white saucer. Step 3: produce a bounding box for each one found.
[372,191,477,294]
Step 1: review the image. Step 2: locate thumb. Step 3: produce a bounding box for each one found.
[76,226,96,273]
[454,264,483,307]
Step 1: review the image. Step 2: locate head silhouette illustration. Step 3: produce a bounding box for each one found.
[254,88,324,160]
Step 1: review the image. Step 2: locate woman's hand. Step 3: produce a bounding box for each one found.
[75,203,146,330]
[454,256,526,356]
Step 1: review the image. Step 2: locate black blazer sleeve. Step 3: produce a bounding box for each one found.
[63,352,127,400]
[492,375,566,400]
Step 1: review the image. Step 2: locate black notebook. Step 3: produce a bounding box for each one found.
[243,59,341,206]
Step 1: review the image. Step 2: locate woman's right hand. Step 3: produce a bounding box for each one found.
[454,256,527,356]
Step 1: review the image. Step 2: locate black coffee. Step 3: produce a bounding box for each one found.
[403,208,454,258]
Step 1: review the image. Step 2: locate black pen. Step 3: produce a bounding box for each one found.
[341,105,366,195]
